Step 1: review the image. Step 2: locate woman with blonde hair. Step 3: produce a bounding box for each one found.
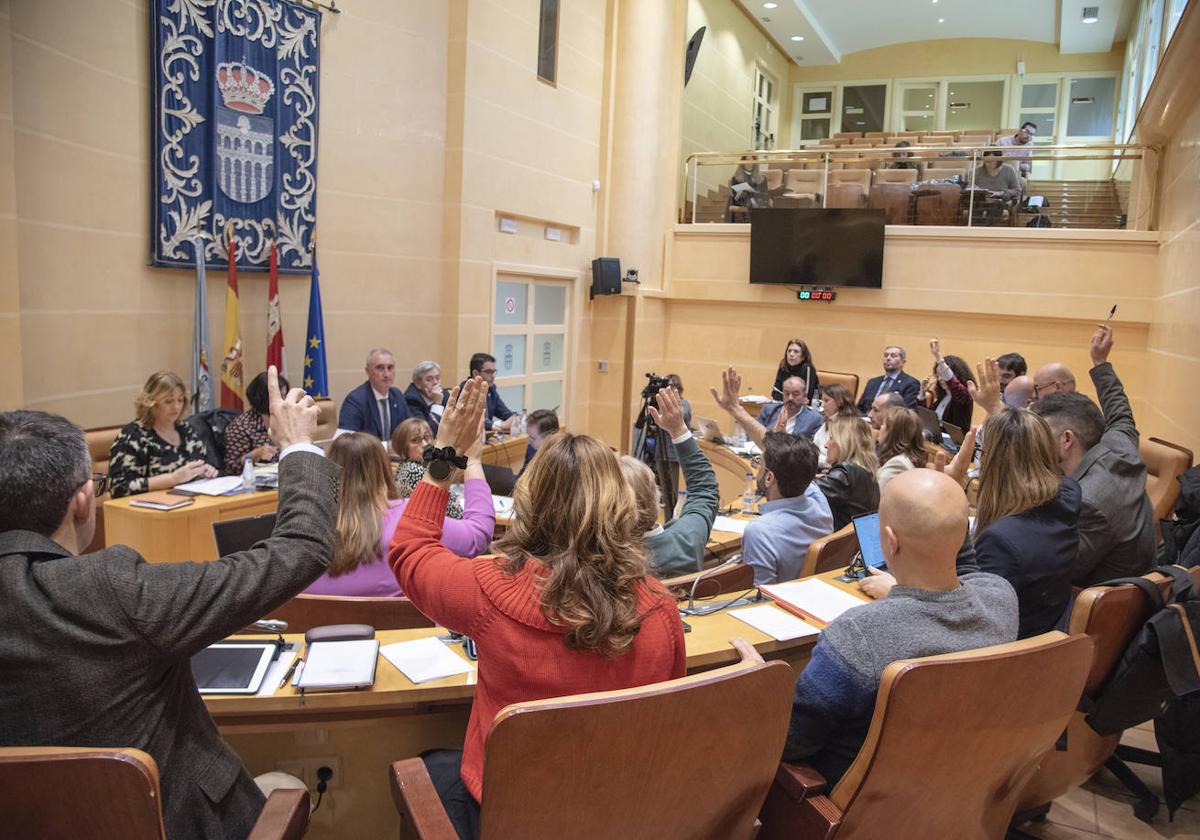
[619,387,718,578]
[875,407,928,492]
[813,382,857,467]
[390,417,463,518]
[973,408,1080,638]
[390,378,685,838]
[815,416,880,530]
[107,370,217,497]
[306,431,494,597]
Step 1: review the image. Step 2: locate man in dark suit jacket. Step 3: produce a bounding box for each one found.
[339,347,410,439]
[404,360,447,433]
[856,345,921,413]
[463,352,514,431]
[0,371,338,840]
[758,375,823,438]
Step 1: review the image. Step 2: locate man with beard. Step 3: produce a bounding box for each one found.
[758,376,823,439]
[857,345,921,413]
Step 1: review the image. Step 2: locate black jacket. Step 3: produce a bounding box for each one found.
[816,463,880,531]
[856,371,922,413]
[772,363,820,402]
[975,478,1081,638]
[403,383,446,433]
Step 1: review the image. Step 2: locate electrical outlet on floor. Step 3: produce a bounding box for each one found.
[308,756,342,789]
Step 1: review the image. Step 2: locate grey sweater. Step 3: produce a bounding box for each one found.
[647,435,719,578]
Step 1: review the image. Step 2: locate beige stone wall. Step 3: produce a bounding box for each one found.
[0,1,22,412]
[1145,96,1200,455]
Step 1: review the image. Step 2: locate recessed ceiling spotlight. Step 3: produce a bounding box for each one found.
[761,17,771,21]
[763,2,778,7]
[790,35,805,41]
[1081,6,1099,22]
[938,17,945,23]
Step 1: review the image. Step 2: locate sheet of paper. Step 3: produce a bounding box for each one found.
[380,637,476,685]
[728,441,762,456]
[175,476,246,496]
[711,515,750,535]
[492,495,514,515]
[740,394,770,404]
[761,578,867,625]
[256,643,300,696]
[730,604,821,641]
[730,181,755,194]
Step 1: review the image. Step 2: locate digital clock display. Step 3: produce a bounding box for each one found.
[797,289,836,302]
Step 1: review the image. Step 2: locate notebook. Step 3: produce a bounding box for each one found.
[294,639,379,691]
[759,578,867,626]
[129,491,195,511]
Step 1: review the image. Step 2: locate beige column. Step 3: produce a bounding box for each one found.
[0,4,23,410]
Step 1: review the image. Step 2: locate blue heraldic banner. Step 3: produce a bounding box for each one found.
[152,0,320,273]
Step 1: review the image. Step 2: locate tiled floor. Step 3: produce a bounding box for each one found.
[1021,724,1200,839]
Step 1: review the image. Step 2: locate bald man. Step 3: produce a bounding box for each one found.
[1003,375,1036,409]
[1032,362,1076,402]
[783,470,1018,785]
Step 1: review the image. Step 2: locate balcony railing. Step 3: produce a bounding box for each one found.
[681,143,1155,231]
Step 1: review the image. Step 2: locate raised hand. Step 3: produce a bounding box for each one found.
[945,426,978,486]
[1090,324,1113,367]
[710,367,743,414]
[435,376,487,456]
[647,387,689,439]
[929,337,941,359]
[267,365,319,451]
[773,405,788,433]
[968,358,1002,416]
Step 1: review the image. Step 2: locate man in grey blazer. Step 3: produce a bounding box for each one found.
[1033,325,1155,586]
[0,368,338,840]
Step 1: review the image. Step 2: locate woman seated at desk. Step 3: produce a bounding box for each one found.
[817,416,880,530]
[875,407,928,492]
[107,371,217,498]
[305,432,493,597]
[222,370,286,475]
[391,417,464,518]
[813,383,856,466]
[390,378,686,839]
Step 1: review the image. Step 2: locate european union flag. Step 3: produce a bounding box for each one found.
[303,250,328,398]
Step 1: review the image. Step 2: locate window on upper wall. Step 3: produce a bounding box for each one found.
[537,0,559,85]
[752,66,777,149]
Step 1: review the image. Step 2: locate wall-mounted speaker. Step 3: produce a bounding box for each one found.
[590,257,621,299]
[684,27,706,87]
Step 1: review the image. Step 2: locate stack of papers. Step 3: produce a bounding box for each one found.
[492,496,514,516]
[760,578,867,625]
[129,491,194,511]
[740,394,771,404]
[175,476,247,496]
[711,516,750,535]
[729,604,821,641]
[380,637,476,684]
[727,441,762,457]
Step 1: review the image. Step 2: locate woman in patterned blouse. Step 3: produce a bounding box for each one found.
[223,371,286,474]
[390,417,464,519]
[107,371,217,498]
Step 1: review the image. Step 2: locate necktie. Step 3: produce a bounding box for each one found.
[379,397,390,436]
[880,377,893,394]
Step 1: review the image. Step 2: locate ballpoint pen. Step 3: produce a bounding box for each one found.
[279,656,303,689]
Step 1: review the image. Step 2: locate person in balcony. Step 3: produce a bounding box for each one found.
[726,158,771,223]
[970,150,1022,225]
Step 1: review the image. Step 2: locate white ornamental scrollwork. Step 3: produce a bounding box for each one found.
[219,0,282,48]
[158,16,206,207]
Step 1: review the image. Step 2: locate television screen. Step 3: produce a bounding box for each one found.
[749,208,885,288]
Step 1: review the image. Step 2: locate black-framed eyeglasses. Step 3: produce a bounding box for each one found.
[749,454,764,469]
[90,473,109,496]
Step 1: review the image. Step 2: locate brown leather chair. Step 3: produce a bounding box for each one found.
[783,169,822,204]
[815,370,859,403]
[912,183,962,226]
[0,747,309,840]
[1013,566,1200,825]
[764,168,785,192]
[873,168,917,187]
[868,182,912,225]
[1141,436,1193,521]
[390,642,795,839]
[84,424,123,553]
[799,523,858,578]
[833,131,862,140]
[661,561,755,600]
[825,183,864,209]
[314,398,337,440]
[758,632,1094,840]
[265,594,435,632]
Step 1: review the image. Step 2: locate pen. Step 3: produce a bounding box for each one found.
[279,656,303,689]
[1104,304,1117,325]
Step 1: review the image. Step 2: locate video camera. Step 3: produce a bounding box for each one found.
[641,372,672,400]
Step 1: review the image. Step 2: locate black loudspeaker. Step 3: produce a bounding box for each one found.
[684,27,706,87]
[591,257,621,299]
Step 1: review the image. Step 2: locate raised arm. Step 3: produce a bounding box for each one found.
[1088,325,1138,445]
[710,366,769,448]
[648,389,718,566]
[968,358,1003,417]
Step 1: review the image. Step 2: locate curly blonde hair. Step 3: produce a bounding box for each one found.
[493,432,651,657]
[133,371,189,427]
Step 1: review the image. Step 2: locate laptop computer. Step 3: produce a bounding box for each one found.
[942,421,965,446]
[693,416,724,443]
[914,406,944,443]
[212,512,277,556]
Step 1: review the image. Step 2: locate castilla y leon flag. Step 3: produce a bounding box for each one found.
[266,241,286,375]
[220,233,245,409]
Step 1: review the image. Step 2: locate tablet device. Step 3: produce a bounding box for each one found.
[191,642,276,694]
[852,513,886,571]
[915,406,944,443]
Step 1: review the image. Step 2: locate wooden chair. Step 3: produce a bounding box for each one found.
[815,370,859,403]
[800,523,858,578]
[868,182,911,225]
[1141,436,1193,521]
[833,131,862,140]
[758,632,1094,840]
[1013,566,1200,826]
[912,183,962,226]
[389,643,796,839]
[783,169,823,204]
[764,168,785,192]
[0,747,309,840]
[873,168,916,186]
[661,562,755,600]
[826,170,871,208]
[265,594,435,632]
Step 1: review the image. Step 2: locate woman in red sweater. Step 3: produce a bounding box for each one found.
[389,377,686,838]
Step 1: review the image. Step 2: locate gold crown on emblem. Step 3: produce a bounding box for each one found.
[216,61,275,115]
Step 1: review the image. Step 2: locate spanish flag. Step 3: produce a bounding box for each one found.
[219,232,245,409]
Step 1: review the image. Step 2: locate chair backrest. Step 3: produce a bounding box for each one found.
[315,398,337,440]
[927,158,967,169]
[86,425,124,477]
[918,138,950,147]
[185,408,243,470]
[834,131,862,140]
[478,652,795,839]
[912,183,962,225]
[660,562,755,600]
[800,523,858,578]
[784,169,822,193]
[825,183,865,209]
[868,182,912,225]
[830,633,1094,837]
[850,137,876,145]
[874,168,917,186]
[213,512,278,556]
[830,169,871,191]
[816,370,860,402]
[265,594,435,632]
[764,168,784,191]
[1141,436,1193,521]
[0,747,166,839]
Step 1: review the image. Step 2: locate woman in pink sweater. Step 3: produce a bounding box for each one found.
[305,432,494,597]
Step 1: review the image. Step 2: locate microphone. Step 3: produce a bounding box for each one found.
[682,553,752,616]
[253,619,288,633]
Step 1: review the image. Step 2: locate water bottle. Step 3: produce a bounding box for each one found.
[673,489,687,520]
[741,472,757,514]
[517,409,528,435]
[241,455,255,493]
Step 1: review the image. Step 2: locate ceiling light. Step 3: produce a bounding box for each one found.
[938,17,945,23]
[1081,6,1099,23]
[763,2,778,7]
[791,35,805,41]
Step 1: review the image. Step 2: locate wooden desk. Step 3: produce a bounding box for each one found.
[103,490,279,564]
[480,434,527,472]
[210,571,866,838]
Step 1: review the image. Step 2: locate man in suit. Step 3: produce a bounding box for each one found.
[0,369,339,840]
[856,345,921,413]
[404,360,446,433]
[463,352,514,432]
[339,347,410,439]
[757,376,822,439]
[1032,325,1155,586]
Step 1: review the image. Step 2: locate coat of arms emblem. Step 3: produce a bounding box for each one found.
[216,61,275,205]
